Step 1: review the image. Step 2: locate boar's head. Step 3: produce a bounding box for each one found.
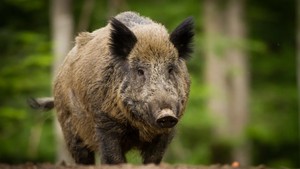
[109,17,194,129]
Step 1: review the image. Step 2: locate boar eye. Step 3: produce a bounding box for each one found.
[137,68,144,76]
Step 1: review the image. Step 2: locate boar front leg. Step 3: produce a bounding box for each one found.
[96,114,126,164]
[141,131,175,164]
[98,131,126,164]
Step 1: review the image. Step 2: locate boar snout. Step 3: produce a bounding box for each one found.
[156,109,178,128]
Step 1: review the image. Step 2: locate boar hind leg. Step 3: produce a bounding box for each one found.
[141,132,174,164]
[65,132,95,164]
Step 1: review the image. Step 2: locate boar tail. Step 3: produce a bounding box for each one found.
[28,97,54,111]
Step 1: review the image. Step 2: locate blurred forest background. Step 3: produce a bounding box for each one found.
[0,0,298,168]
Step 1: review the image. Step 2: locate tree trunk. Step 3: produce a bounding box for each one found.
[225,0,250,165]
[203,0,250,164]
[204,0,230,139]
[50,0,74,164]
[203,0,232,163]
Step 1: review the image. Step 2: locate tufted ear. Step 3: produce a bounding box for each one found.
[170,17,194,60]
[109,18,137,59]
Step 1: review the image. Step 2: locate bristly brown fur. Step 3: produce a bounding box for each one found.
[52,11,194,165]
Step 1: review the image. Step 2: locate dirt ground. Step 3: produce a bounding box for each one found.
[0,163,270,169]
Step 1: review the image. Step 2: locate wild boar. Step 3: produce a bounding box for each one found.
[30,11,194,165]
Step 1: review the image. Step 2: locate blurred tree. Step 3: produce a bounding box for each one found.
[51,0,74,164]
[203,0,231,163]
[225,0,250,165]
[203,0,250,165]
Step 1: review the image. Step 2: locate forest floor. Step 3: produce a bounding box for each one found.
[0,163,270,169]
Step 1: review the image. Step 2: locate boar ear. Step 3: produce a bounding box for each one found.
[109,18,138,59]
[170,17,194,60]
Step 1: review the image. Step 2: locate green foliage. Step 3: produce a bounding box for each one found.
[245,0,298,167]
[0,0,298,168]
[0,1,52,162]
